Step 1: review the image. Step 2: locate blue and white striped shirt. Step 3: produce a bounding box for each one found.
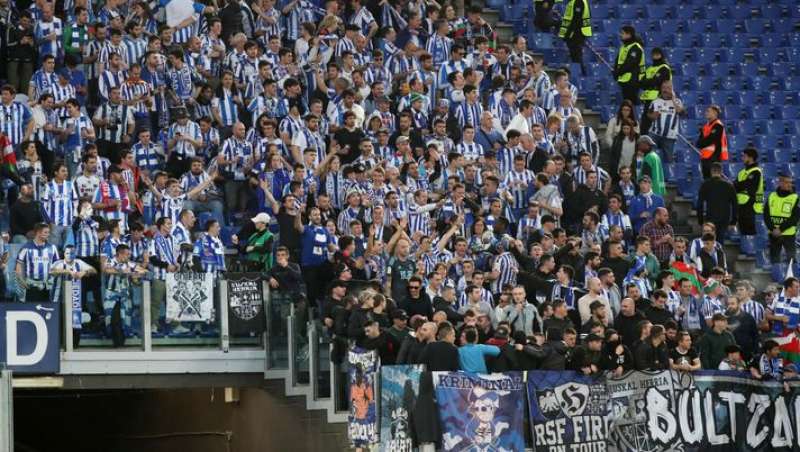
[74,218,100,258]
[425,34,452,67]
[168,120,202,159]
[491,252,519,294]
[99,69,127,101]
[212,89,239,126]
[17,241,59,281]
[503,169,535,210]
[149,232,176,281]
[132,142,163,173]
[454,101,483,129]
[34,18,63,59]
[29,69,58,101]
[741,299,766,325]
[123,37,148,66]
[221,137,254,181]
[42,180,78,226]
[456,142,484,161]
[0,101,32,146]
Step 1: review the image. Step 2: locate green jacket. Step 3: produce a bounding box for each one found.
[246,229,274,271]
[63,24,88,55]
[641,151,666,195]
[697,330,736,370]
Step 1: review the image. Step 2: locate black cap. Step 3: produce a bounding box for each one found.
[391,309,409,320]
[586,333,603,342]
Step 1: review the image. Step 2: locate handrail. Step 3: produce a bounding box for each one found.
[219,278,230,353]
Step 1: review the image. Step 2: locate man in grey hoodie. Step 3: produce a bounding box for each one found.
[497,285,543,336]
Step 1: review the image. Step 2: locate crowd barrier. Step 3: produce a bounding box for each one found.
[349,348,800,451]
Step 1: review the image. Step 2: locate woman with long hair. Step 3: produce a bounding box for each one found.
[604,100,639,148]
[610,118,640,177]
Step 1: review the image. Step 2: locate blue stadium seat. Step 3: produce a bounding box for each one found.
[729,5,754,20]
[765,120,784,136]
[648,5,673,19]
[743,19,766,34]
[739,64,760,78]
[708,90,729,106]
[719,76,741,91]
[762,4,785,19]
[739,91,759,106]
[727,135,748,152]
[772,264,789,283]
[730,35,752,48]
[773,19,796,34]
[760,48,786,63]
[736,120,757,135]
[791,136,800,153]
[765,148,793,164]
[739,235,756,256]
[618,5,640,19]
[696,76,715,91]
[592,4,611,19]
[747,135,764,150]
[785,77,800,92]
[755,250,772,271]
[673,33,695,48]
[723,105,742,120]
[751,105,773,119]
[674,5,695,20]
[751,76,772,91]
[663,163,677,183]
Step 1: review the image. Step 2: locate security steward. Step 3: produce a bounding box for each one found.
[614,25,644,104]
[764,172,799,264]
[558,0,592,71]
[697,104,728,179]
[733,147,764,236]
[534,0,558,33]
[639,47,672,133]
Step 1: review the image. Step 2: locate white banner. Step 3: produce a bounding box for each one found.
[166,272,214,322]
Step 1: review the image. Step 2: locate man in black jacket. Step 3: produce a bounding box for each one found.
[570,333,604,375]
[433,287,464,324]
[634,325,670,371]
[615,297,647,349]
[645,290,673,327]
[396,318,436,364]
[697,163,737,243]
[725,296,759,361]
[399,278,434,319]
[418,322,460,371]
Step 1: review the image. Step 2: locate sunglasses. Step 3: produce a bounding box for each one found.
[409,286,421,290]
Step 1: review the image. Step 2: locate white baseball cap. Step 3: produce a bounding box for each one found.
[251,212,271,224]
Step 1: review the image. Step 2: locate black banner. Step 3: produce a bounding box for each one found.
[227,273,266,336]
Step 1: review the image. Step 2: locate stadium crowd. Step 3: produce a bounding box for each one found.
[0,0,796,393]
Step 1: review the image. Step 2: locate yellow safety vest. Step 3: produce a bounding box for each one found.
[558,0,592,39]
[640,63,672,101]
[736,166,764,214]
[767,192,799,236]
[616,42,644,84]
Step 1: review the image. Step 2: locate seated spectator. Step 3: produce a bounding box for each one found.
[718,345,747,371]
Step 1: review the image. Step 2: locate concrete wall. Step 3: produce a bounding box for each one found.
[14,383,348,452]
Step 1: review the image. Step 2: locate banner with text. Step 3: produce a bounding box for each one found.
[527,370,609,452]
[349,347,379,448]
[166,272,214,322]
[226,273,266,336]
[380,365,424,452]
[433,371,526,452]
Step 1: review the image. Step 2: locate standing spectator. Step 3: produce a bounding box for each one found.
[557,0,591,70]
[639,49,672,135]
[668,331,701,372]
[733,147,764,237]
[634,324,669,370]
[400,276,434,320]
[725,296,759,361]
[696,105,728,179]
[15,222,59,302]
[639,207,674,264]
[764,172,799,264]
[458,327,500,373]
[695,233,727,278]
[604,100,639,149]
[697,313,737,369]
[697,163,737,243]
[614,26,644,104]
[628,176,664,234]
[646,80,684,163]
[614,297,646,349]
[635,136,665,195]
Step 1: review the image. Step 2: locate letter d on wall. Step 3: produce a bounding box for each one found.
[6,311,47,366]
[0,302,60,374]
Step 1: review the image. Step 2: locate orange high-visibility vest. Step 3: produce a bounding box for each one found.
[700,119,728,161]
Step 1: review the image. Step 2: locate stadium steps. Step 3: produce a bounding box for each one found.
[261,379,350,451]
